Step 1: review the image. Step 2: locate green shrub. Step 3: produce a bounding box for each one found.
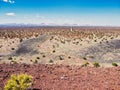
[112,62,118,67]
[52,50,56,53]
[59,55,64,60]
[8,57,13,60]
[4,74,33,90]
[34,60,38,64]
[81,62,89,67]
[61,40,65,44]
[94,40,97,42]
[36,57,40,59]
[49,60,53,63]
[20,39,23,42]
[42,55,46,58]
[68,56,71,59]
[35,34,38,37]
[83,57,87,60]
[93,62,100,68]
[11,48,15,50]
[10,60,18,64]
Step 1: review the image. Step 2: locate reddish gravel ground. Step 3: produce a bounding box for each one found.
[0,64,120,90]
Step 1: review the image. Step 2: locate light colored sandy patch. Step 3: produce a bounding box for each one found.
[0,33,120,67]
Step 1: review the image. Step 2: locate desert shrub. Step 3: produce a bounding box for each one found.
[35,34,38,37]
[0,45,3,48]
[49,60,53,63]
[110,37,114,39]
[36,57,40,59]
[81,62,89,67]
[30,60,33,62]
[8,57,13,60]
[52,50,56,53]
[59,55,64,60]
[14,58,16,60]
[50,36,54,41]
[12,41,14,43]
[106,41,109,43]
[61,40,65,44]
[68,56,71,59]
[4,74,33,90]
[20,39,23,42]
[42,55,46,58]
[53,45,55,48]
[20,58,23,61]
[34,60,38,64]
[112,62,118,67]
[83,57,87,60]
[11,48,15,50]
[93,62,100,68]
[10,60,18,64]
[94,40,97,42]
[89,56,94,59]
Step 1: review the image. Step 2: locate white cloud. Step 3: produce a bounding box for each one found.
[3,0,8,2]
[35,14,45,19]
[2,0,15,4]
[5,13,15,16]
[9,0,14,4]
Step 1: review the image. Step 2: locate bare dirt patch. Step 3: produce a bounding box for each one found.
[0,64,120,90]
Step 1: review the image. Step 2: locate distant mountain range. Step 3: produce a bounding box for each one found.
[0,23,82,28]
[0,23,44,27]
[0,23,119,28]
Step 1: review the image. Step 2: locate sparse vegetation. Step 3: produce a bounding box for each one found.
[59,55,64,60]
[53,45,55,48]
[93,62,100,68]
[110,37,114,39]
[81,62,89,67]
[112,62,118,67]
[8,57,13,60]
[89,56,94,59]
[36,57,40,59]
[106,41,109,43]
[35,34,39,37]
[11,48,15,50]
[0,45,2,48]
[49,60,53,63]
[94,40,97,42]
[20,58,23,61]
[34,60,38,64]
[10,60,18,64]
[12,41,14,43]
[61,40,65,44]
[42,55,46,58]
[4,74,33,90]
[0,27,120,89]
[50,36,54,41]
[83,57,87,60]
[68,56,71,59]
[20,38,23,42]
[52,50,56,53]
[30,60,33,62]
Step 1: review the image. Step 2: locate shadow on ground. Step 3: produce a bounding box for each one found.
[78,39,120,63]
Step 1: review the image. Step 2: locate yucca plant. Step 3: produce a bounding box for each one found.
[4,74,33,90]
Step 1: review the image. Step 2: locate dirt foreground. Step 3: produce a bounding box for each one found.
[0,64,120,90]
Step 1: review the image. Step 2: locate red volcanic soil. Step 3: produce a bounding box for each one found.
[0,64,120,90]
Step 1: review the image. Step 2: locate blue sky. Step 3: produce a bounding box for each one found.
[0,0,120,26]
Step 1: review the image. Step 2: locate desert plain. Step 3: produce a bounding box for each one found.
[1,27,120,89]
